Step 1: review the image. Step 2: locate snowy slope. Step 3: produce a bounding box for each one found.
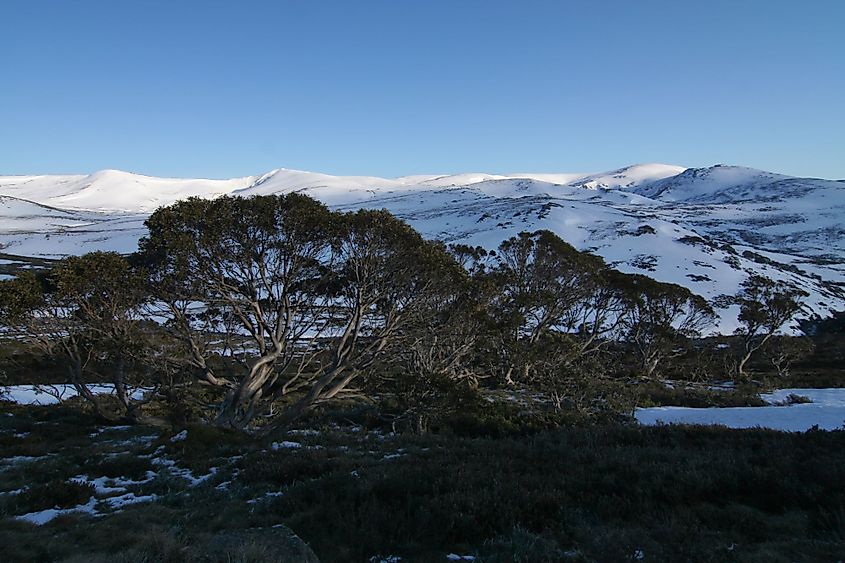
[568,163,686,190]
[633,165,789,202]
[1,163,843,333]
[0,196,91,232]
[0,170,253,212]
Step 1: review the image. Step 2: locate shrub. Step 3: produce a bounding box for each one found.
[478,525,564,562]
[11,479,95,514]
[90,454,153,480]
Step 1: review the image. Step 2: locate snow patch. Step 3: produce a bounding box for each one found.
[271,440,302,450]
[15,496,98,525]
[636,388,845,431]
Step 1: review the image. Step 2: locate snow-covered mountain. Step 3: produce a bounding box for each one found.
[1,163,843,334]
[0,170,254,213]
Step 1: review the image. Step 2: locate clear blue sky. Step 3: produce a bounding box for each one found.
[2,0,843,179]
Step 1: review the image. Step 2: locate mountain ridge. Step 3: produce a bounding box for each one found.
[1,163,843,333]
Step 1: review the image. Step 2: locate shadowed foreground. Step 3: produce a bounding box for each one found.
[1,403,844,562]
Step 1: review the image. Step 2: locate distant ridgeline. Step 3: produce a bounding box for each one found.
[0,163,843,333]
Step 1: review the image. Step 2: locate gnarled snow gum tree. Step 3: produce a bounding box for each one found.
[490,230,629,384]
[140,195,461,431]
[140,194,335,428]
[0,252,152,422]
[618,274,715,377]
[719,275,807,379]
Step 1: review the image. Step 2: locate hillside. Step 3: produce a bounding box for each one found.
[1,163,843,333]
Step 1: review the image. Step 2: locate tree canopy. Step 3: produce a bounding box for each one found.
[1,194,814,431]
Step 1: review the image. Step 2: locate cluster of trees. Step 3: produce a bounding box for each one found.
[0,195,808,431]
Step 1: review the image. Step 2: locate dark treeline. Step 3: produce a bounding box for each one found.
[0,194,815,432]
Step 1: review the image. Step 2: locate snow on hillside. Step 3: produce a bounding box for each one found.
[628,166,845,261]
[568,163,686,190]
[1,163,843,333]
[232,168,412,205]
[635,165,807,203]
[0,170,254,212]
[0,196,89,232]
[396,172,514,188]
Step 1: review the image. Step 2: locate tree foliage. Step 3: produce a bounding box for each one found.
[617,274,715,377]
[719,275,807,378]
[139,196,462,429]
[0,194,816,432]
[0,252,152,421]
[488,231,613,383]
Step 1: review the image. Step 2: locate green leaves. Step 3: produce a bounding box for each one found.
[136,195,467,427]
[721,275,809,378]
[0,271,48,321]
[733,275,807,335]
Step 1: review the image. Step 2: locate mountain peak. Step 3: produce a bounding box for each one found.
[1,162,843,332]
[634,165,797,201]
[568,163,686,190]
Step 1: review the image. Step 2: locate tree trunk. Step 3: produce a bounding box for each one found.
[642,355,659,378]
[256,365,349,436]
[112,355,137,419]
[65,358,121,424]
[736,351,753,379]
[215,357,277,429]
[737,333,772,379]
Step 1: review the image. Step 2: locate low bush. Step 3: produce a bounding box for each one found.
[90,454,153,481]
[265,425,845,562]
[238,449,354,488]
[635,380,766,408]
[9,479,94,515]
[476,525,565,562]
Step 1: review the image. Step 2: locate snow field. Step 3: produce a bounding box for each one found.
[635,388,845,431]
